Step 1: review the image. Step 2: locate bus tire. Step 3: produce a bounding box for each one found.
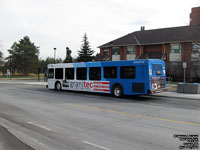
[112,85,123,97]
[55,81,62,91]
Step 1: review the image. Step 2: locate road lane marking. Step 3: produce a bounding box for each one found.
[27,122,51,131]
[65,102,200,127]
[83,141,112,150]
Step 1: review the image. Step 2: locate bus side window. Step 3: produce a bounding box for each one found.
[55,68,63,79]
[104,67,117,78]
[89,67,101,80]
[77,68,87,80]
[48,69,54,78]
[65,68,74,80]
[120,66,135,79]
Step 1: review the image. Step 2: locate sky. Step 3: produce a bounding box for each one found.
[0,0,199,60]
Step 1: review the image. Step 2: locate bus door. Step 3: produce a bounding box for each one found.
[47,68,55,89]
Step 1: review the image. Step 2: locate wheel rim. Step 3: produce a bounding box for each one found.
[57,83,61,90]
[114,87,121,97]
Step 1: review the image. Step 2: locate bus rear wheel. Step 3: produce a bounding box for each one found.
[55,82,62,91]
[112,85,123,97]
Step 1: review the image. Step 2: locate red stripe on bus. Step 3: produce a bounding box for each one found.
[94,89,110,92]
[93,82,109,84]
[93,85,110,88]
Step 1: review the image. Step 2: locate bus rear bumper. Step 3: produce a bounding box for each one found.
[150,88,168,94]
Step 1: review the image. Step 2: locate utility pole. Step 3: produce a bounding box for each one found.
[183,62,187,83]
[54,48,56,64]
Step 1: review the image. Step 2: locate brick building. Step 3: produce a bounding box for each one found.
[98,7,200,82]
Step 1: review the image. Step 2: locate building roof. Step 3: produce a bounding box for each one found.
[99,25,200,48]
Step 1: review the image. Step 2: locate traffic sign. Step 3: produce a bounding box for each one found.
[183,62,187,68]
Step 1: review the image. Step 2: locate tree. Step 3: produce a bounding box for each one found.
[77,33,94,62]
[63,47,72,63]
[0,42,4,66]
[0,51,3,66]
[39,57,63,73]
[7,36,39,75]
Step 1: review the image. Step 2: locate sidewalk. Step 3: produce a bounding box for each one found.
[153,84,200,100]
[153,91,200,100]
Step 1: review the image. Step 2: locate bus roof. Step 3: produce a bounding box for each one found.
[48,59,164,68]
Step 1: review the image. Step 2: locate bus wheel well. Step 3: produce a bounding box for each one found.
[112,83,123,97]
[55,81,62,90]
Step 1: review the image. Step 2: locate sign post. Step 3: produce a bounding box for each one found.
[183,62,187,83]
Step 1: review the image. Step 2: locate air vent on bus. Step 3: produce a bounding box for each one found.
[132,83,145,93]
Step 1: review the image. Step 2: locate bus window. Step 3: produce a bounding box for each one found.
[120,66,135,79]
[65,68,74,80]
[55,68,63,79]
[104,67,117,78]
[153,64,162,75]
[48,69,54,78]
[77,68,87,80]
[89,67,101,80]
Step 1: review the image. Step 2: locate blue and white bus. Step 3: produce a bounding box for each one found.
[47,59,167,97]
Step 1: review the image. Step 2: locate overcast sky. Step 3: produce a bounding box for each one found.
[0,0,199,59]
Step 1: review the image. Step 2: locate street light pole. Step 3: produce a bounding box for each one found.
[54,48,56,64]
[9,56,11,80]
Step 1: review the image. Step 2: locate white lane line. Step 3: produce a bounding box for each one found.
[83,141,112,150]
[27,122,51,131]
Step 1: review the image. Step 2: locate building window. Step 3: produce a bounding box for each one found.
[170,43,181,53]
[104,67,117,78]
[192,43,200,53]
[127,46,136,55]
[89,67,101,80]
[112,47,120,55]
[103,49,109,56]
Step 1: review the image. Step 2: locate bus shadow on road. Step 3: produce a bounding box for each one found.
[51,89,157,103]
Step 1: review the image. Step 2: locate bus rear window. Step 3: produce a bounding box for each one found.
[48,69,54,78]
[152,64,162,75]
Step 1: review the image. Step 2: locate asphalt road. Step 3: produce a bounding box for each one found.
[0,83,199,150]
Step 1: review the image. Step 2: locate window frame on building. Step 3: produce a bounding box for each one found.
[192,42,200,53]
[103,49,109,56]
[170,43,182,53]
[112,47,120,55]
[126,46,136,55]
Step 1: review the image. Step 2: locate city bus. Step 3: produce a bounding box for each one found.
[47,59,167,97]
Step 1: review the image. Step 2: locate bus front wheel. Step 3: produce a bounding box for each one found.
[55,82,62,91]
[112,85,123,97]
